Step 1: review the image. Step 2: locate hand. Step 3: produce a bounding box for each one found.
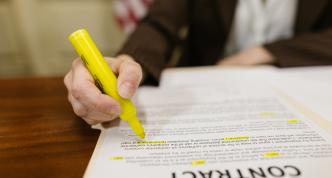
[64,55,143,125]
[217,46,274,66]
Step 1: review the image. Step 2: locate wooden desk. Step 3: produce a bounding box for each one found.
[0,77,100,178]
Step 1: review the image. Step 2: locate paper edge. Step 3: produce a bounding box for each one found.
[274,87,332,135]
[83,130,107,178]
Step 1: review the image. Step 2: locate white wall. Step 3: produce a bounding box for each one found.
[0,0,126,77]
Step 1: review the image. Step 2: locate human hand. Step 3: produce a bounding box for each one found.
[217,46,274,66]
[64,55,143,125]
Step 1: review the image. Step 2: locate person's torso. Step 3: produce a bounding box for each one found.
[179,0,332,67]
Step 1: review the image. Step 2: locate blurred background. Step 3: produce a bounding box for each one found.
[0,0,131,77]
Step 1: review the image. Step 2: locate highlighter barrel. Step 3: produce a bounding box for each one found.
[69,29,145,139]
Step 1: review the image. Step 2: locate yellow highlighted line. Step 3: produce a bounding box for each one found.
[287,119,300,124]
[263,152,280,158]
[224,136,250,141]
[191,160,206,166]
[137,141,167,145]
[109,156,124,160]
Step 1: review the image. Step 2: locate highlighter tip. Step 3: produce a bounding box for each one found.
[124,114,145,139]
[138,132,146,139]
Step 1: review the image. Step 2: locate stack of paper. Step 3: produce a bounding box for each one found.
[85,66,332,178]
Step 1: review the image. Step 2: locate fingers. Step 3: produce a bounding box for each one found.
[63,56,143,126]
[109,55,143,99]
[69,92,120,125]
[64,58,122,125]
[68,93,88,118]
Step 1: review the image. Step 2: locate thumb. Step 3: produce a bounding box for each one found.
[114,56,143,99]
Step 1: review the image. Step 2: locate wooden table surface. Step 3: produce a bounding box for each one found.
[0,77,100,178]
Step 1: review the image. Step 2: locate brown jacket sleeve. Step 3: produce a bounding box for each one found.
[265,27,332,67]
[118,0,188,82]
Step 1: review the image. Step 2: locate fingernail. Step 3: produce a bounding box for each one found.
[119,82,134,99]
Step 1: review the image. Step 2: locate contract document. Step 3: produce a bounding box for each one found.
[84,67,332,178]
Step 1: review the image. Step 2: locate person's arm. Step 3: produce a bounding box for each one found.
[217,46,274,66]
[218,28,332,67]
[264,27,332,67]
[63,0,188,125]
[118,0,188,82]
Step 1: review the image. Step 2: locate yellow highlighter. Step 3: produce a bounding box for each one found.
[69,29,145,139]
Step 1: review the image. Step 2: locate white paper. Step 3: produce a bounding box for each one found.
[160,66,332,123]
[269,66,332,123]
[85,75,332,178]
[159,66,277,88]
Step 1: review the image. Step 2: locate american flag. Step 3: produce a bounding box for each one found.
[113,0,153,34]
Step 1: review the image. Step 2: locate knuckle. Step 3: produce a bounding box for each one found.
[71,58,81,68]
[63,72,72,88]
[71,86,82,100]
[70,79,92,101]
[73,104,88,117]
